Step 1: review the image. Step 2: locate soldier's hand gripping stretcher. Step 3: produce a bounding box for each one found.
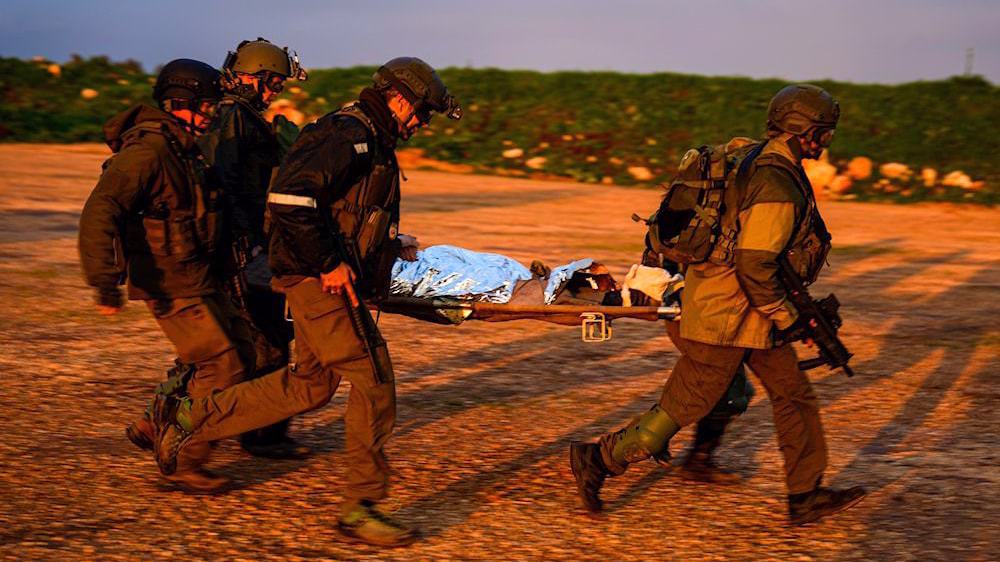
[773,255,855,377]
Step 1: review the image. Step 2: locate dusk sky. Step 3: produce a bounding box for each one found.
[2,0,997,83]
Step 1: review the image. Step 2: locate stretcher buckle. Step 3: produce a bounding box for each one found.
[581,312,612,342]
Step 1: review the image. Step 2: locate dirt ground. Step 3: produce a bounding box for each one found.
[0,143,997,561]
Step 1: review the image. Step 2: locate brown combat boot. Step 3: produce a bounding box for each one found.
[678,415,740,484]
[337,500,420,547]
[161,467,232,495]
[240,421,311,460]
[788,486,867,525]
[569,442,610,515]
[677,450,742,485]
[126,415,155,451]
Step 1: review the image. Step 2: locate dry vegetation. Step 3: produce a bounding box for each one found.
[0,144,998,560]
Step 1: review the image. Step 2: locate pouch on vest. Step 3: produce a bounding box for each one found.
[646,138,758,265]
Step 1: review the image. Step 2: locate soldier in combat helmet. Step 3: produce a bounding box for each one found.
[123,41,310,461]
[200,37,310,459]
[148,57,462,547]
[79,59,253,494]
[570,84,867,526]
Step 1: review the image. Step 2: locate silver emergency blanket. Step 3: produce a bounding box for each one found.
[390,245,531,303]
[544,258,593,304]
[390,245,596,304]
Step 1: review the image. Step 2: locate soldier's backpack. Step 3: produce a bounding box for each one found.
[642,137,762,266]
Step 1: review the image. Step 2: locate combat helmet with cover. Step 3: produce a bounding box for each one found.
[153,58,223,109]
[767,84,840,148]
[221,37,307,107]
[372,57,463,123]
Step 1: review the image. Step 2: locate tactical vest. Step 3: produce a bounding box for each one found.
[329,103,402,299]
[725,147,831,285]
[118,123,223,263]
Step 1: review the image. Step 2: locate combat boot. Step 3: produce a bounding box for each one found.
[678,450,742,485]
[162,467,231,495]
[150,393,195,476]
[788,485,867,525]
[125,415,154,451]
[241,421,311,460]
[337,500,420,547]
[241,436,311,460]
[569,442,610,514]
[677,415,740,484]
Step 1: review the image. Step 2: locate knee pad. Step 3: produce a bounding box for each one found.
[611,405,680,467]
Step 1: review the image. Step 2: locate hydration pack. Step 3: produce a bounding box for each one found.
[642,137,761,265]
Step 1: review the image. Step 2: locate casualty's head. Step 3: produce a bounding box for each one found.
[766,84,840,160]
[221,37,308,109]
[372,57,462,141]
[153,58,223,136]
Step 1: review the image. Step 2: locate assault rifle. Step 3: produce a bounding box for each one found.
[777,256,855,377]
[230,236,252,311]
[334,235,391,384]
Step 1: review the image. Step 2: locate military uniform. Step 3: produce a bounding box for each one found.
[198,93,302,450]
[158,90,403,507]
[600,136,828,491]
[152,57,461,545]
[79,102,254,472]
[573,86,864,525]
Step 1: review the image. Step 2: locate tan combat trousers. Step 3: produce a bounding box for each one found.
[147,293,256,469]
[656,326,828,494]
[185,277,397,506]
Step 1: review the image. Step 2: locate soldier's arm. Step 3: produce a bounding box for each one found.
[77,146,158,307]
[732,167,803,329]
[200,105,256,244]
[266,125,365,275]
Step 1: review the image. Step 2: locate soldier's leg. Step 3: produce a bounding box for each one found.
[145,295,254,490]
[597,340,744,474]
[744,344,827,495]
[665,320,754,465]
[282,279,396,506]
[572,335,744,513]
[238,288,310,458]
[744,345,865,524]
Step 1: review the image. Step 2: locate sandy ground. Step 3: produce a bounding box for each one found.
[0,143,998,561]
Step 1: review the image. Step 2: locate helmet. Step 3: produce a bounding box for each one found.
[373,57,462,120]
[767,84,840,141]
[153,59,222,104]
[223,38,308,81]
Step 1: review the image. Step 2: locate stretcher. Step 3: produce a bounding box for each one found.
[345,244,679,341]
[377,295,679,342]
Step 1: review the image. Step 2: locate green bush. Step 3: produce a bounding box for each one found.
[1,56,996,203]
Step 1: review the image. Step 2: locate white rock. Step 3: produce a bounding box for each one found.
[921,167,938,187]
[525,156,547,170]
[502,148,523,159]
[941,170,973,189]
[846,156,872,180]
[627,166,654,181]
[879,162,912,180]
[803,159,837,191]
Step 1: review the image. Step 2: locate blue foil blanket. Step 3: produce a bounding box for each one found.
[390,245,594,304]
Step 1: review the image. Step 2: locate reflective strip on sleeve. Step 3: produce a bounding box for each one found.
[267,192,317,208]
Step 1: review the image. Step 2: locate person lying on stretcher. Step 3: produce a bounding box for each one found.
[384,244,682,325]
